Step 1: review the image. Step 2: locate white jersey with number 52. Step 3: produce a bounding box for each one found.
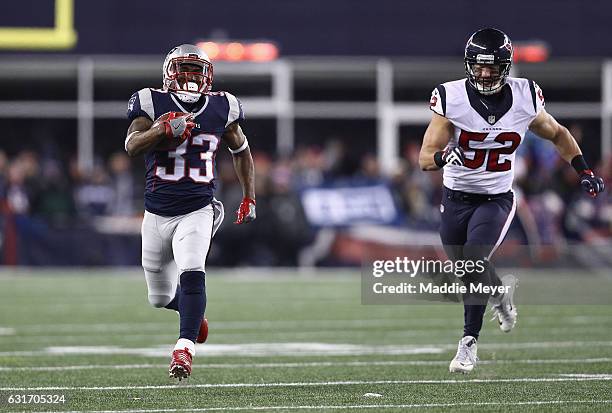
[430,77,545,194]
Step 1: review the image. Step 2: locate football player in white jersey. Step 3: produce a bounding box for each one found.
[419,28,604,373]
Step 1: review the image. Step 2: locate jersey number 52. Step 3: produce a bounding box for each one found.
[458,131,521,172]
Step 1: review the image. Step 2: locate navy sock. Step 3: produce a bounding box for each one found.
[178,271,206,342]
[164,286,180,311]
[460,246,493,339]
[463,304,486,339]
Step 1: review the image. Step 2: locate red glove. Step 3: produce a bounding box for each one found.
[234,197,256,224]
[155,112,195,141]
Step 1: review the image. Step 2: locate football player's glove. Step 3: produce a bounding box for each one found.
[435,146,465,168]
[579,169,605,198]
[234,197,256,225]
[154,112,195,141]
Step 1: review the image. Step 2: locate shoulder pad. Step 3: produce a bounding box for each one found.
[429,85,446,116]
[126,88,155,121]
[529,80,545,115]
[223,91,245,127]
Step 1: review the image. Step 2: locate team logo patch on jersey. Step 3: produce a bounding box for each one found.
[488,115,496,124]
[128,94,137,112]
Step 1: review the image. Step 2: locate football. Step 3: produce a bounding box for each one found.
[154,112,189,150]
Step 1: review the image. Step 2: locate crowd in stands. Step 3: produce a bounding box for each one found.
[1,127,610,265]
[0,150,136,225]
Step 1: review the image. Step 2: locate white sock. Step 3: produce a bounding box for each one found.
[174,338,195,357]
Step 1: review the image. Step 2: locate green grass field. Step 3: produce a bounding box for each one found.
[0,269,611,412]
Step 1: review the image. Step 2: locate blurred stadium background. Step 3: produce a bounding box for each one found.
[0,1,612,411]
[0,0,611,268]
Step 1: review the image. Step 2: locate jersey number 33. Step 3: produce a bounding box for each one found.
[156,134,219,183]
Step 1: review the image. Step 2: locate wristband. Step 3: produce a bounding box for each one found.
[124,131,140,152]
[571,155,590,175]
[229,138,249,154]
[434,151,446,168]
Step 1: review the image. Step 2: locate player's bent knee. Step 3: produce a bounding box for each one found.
[176,254,205,274]
[143,268,176,307]
[142,264,163,274]
[148,294,173,308]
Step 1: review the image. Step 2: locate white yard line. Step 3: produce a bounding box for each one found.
[3,376,612,392]
[2,340,612,358]
[0,330,455,345]
[0,327,15,335]
[559,373,612,379]
[2,358,611,372]
[0,343,445,358]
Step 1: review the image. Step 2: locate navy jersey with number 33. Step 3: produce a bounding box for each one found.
[127,88,244,216]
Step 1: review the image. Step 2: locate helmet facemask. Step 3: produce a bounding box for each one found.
[465,61,511,95]
[164,56,213,103]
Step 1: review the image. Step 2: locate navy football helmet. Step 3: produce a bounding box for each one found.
[163,44,213,103]
[464,28,513,95]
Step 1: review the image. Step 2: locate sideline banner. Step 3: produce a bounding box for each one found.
[301,185,399,227]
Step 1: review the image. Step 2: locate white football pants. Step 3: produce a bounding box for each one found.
[141,200,224,308]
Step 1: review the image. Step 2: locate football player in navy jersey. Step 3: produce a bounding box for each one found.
[125,44,256,380]
[419,28,604,373]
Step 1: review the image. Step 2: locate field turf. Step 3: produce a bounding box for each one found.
[0,269,611,412]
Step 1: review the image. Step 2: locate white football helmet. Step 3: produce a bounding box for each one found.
[163,44,213,103]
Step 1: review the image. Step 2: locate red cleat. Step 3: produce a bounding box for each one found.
[169,348,192,381]
[196,317,209,344]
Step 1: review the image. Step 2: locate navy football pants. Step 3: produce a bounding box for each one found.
[439,186,516,339]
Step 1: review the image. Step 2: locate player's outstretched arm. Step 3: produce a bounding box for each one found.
[419,113,456,171]
[528,110,581,162]
[223,122,256,224]
[529,109,605,197]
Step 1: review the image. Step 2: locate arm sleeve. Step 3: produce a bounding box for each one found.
[127,89,154,122]
[224,92,245,127]
[429,85,446,117]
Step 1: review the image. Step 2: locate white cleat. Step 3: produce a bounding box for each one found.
[449,336,478,374]
[490,274,518,333]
